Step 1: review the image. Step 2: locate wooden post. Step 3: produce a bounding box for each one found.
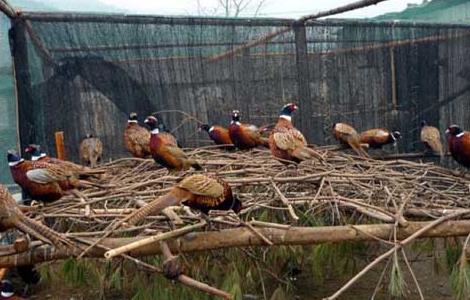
[55,131,66,160]
[389,46,398,111]
[293,21,313,140]
[9,19,35,154]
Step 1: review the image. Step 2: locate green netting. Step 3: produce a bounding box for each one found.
[6,13,470,165]
[0,14,19,185]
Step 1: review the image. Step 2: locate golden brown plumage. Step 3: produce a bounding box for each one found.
[421,121,444,160]
[269,103,323,164]
[125,174,241,225]
[332,123,369,158]
[0,184,78,250]
[79,134,103,168]
[124,112,151,158]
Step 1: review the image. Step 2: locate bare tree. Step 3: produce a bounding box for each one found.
[197,0,268,17]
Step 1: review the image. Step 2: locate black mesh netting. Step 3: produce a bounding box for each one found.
[9,14,470,162]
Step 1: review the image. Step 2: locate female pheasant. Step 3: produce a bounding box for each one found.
[0,184,78,250]
[332,123,369,158]
[421,121,444,160]
[125,174,241,226]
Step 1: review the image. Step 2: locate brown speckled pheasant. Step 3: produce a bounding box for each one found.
[125,174,241,226]
[332,123,369,158]
[79,134,103,168]
[0,184,78,250]
[421,121,444,160]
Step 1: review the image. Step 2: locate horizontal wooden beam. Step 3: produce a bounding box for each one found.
[1,219,470,267]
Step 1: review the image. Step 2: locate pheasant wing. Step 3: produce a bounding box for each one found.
[177,175,224,198]
[273,127,307,150]
[26,164,72,183]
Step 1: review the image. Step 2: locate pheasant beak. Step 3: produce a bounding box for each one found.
[294,105,298,111]
[445,129,450,134]
[144,118,149,124]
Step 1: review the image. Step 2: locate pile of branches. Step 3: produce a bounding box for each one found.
[5,147,470,299]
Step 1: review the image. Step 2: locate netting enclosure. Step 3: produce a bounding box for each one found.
[9,13,470,162]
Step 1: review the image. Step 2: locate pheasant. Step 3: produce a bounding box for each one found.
[360,128,401,149]
[199,124,234,149]
[124,112,151,158]
[332,123,369,158]
[144,116,201,171]
[24,144,103,179]
[0,184,78,250]
[8,150,82,203]
[421,121,444,160]
[445,125,470,167]
[269,103,323,164]
[79,134,103,168]
[228,110,269,150]
[124,174,241,226]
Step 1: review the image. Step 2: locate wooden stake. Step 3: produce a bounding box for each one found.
[55,131,66,160]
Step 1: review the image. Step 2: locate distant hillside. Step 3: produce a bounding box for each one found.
[9,0,125,13]
[375,0,470,22]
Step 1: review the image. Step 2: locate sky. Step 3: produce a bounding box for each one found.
[100,0,424,18]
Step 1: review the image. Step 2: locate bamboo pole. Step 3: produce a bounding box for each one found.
[104,221,206,259]
[3,219,470,267]
[54,131,66,160]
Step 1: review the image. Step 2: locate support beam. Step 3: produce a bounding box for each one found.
[0,0,16,19]
[1,219,470,267]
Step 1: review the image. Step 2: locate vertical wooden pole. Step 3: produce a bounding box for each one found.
[55,131,66,160]
[293,21,313,140]
[390,46,398,111]
[9,19,34,155]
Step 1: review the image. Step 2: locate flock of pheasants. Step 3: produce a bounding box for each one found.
[0,103,469,296]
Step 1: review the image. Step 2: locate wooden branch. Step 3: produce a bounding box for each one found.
[160,242,232,299]
[4,219,470,267]
[24,20,56,66]
[271,181,299,221]
[0,0,16,19]
[104,221,206,259]
[207,0,390,62]
[324,209,470,300]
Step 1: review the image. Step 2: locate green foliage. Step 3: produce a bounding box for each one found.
[388,256,407,298]
[451,255,470,300]
[445,238,462,273]
[61,258,96,287]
